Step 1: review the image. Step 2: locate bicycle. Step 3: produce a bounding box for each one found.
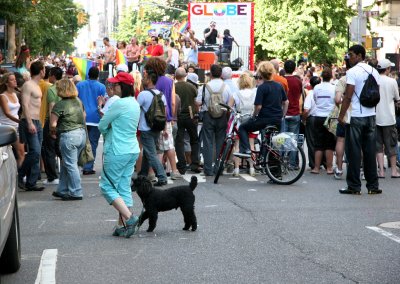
[214,104,306,185]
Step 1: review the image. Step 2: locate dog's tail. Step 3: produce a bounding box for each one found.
[190,176,198,191]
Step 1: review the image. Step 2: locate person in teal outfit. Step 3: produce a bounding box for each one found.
[98,72,140,238]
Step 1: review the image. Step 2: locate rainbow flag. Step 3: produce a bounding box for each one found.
[72,57,97,80]
[115,49,127,65]
[179,20,188,34]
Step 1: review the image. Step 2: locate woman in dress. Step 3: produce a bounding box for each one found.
[15,45,31,74]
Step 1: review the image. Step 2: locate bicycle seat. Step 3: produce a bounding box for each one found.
[264,125,278,132]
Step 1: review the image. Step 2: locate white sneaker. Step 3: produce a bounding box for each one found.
[43,179,59,185]
[334,169,343,180]
[233,168,240,177]
[171,171,183,180]
[148,174,158,183]
[249,168,256,177]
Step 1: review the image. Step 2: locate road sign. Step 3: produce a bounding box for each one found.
[372,37,384,49]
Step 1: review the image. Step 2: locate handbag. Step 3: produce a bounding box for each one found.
[77,99,94,167]
[324,105,340,136]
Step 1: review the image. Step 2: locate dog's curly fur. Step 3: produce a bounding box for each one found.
[132,175,198,232]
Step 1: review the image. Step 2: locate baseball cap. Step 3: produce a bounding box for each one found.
[377,58,395,69]
[187,73,199,85]
[221,67,232,80]
[107,72,134,85]
[116,64,129,73]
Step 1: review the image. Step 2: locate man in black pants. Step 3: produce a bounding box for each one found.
[174,67,201,174]
[338,44,382,195]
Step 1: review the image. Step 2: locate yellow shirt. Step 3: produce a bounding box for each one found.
[39,79,52,127]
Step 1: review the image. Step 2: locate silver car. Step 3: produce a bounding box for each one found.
[0,125,21,273]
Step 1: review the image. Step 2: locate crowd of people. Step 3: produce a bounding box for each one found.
[1,39,400,236]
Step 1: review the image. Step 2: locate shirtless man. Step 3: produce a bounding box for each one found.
[103,37,116,75]
[126,37,140,72]
[19,60,46,191]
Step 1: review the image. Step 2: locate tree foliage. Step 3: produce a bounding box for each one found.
[0,0,88,55]
[254,0,355,64]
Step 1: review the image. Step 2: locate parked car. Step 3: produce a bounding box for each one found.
[0,125,21,273]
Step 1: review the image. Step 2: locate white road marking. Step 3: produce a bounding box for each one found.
[240,174,258,181]
[167,178,174,184]
[105,219,118,222]
[248,189,257,192]
[35,249,58,284]
[229,177,240,180]
[38,221,46,229]
[183,174,206,183]
[205,205,217,208]
[366,226,400,244]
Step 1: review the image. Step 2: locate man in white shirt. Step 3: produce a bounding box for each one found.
[338,45,381,195]
[375,58,400,178]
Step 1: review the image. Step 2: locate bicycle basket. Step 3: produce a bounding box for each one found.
[271,132,302,152]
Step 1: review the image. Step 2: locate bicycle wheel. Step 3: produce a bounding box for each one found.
[214,138,233,184]
[265,145,306,185]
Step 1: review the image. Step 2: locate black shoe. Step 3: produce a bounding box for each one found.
[368,188,382,195]
[52,191,65,198]
[25,185,45,192]
[18,180,25,190]
[339,188,361,195]
[62,194,83,201]
[154,180,167,187]
[83,170,96,175]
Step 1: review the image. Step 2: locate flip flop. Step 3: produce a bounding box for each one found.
[310,171,319,174]
[327,171,334,175]
[391,175,400,178]
[378,176,385,179]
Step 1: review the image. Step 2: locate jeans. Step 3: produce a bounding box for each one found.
[139,130,167,182]
[56,128,86,197]
[18,119,43,188]
[42,120,60,181]
[345,116,379,191]
[100,152,138,207]
[201,112,228,175]
[175,118,200,171]
[83,125,101,171]
[239,116,281,153]
[282,115,301,167]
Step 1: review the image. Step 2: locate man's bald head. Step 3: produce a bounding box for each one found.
[270,59,280,73]
[175,67,187,80]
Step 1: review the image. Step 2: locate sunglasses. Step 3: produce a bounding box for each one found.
[254,75,262,80]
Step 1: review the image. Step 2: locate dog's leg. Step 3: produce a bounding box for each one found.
[138,211,149,226]
[147,210,158,232]
[191,210,197,231]
[181,206,194,231]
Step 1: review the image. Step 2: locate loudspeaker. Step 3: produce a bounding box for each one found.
[99,71,109,85]
[385,53,400,72]
[195,68,205,83]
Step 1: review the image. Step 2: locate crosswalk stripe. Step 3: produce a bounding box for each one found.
[240,174,258,181]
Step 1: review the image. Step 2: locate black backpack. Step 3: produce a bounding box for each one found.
[355,65,380,108]
[142,89,166,131]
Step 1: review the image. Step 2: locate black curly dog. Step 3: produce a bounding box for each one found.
[132,175,198,232]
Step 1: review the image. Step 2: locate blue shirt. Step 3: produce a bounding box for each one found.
[255,81,287,120]
[98,97,140,155]
[77,80,106,126]
[187,48,198,65]
[137,89,167,131]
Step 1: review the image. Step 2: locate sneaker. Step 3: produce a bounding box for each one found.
[52,191,65,198]
[154,180,167,187]
[25,185,45,192]
[249,168,256,177]
[334,169,343,180]
[339,187,361,195]
[125,215,139,238]
[43,179,59,185]
[83,170,96,175]
[233,168,240,177]
[226,164,234,174]
[171,171,183,180]
[18,180,25,189]
[233,152,251,158]
[148,174,158,183]
[112,226,127,237]
[368,188,383,195]
[61,194,83,201]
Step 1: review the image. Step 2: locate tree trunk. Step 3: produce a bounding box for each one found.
[6,23,16,63]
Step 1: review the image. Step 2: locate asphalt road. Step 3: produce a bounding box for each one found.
[2,149,400,283]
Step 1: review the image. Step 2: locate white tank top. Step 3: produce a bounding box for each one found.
[0,92,20,129]
[170,49,179,68]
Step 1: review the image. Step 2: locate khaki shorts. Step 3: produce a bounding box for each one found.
[376,125,398,157]
[158,122,175,151]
